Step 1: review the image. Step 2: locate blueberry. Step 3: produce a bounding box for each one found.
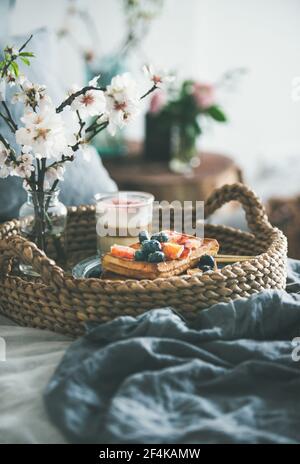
[135,250,146,261]
[138,230,150,243]
[198,254,215,270]
[148,251,165,263]
[200,265,213,273]
[151,232,169,243]
[141,239,162,255]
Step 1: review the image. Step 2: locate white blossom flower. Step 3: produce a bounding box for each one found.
[143,64,175,87]
[15,104,71,160]
[5,70,18,87]
[14,159,34,178]
[12,80,50,108]
[71,76,105,119]
[105,73,140,135]
[44,165,65,190]
[4,46,19,57]
[13,151,34,179]
[14,164,32,178]
[71,89,106,118]
[22,145,33,154]
[2,66,25,87]
[20,152,34,165]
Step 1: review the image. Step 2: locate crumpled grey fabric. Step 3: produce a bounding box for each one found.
[44,260,300,444]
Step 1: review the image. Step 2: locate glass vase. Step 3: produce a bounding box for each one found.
[169,125,200,174]
[19,189,67,276]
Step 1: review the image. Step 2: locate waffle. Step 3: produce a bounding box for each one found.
[102,236,219,280]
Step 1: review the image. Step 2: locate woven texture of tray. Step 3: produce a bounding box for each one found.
[0,183,287,337]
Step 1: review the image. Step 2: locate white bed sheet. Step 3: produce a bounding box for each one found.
[0,315,71,444]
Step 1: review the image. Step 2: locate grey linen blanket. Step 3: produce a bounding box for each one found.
[44,260,300,444]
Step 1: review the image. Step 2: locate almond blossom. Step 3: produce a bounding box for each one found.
[14,153,34,178]
[70,76,106,119]
[71,89,106,118]
[15,103,72,160]
[143,64,175,87]
[0,34,158,195]
[4,71,26,88]
[4,46,19,58]
[12,80,49,109]
[105,73,140,135]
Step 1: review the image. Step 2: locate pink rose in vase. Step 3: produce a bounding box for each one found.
[193,82,215,109]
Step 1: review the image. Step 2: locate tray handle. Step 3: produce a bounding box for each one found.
[0,235,64,286]
[205,182,273,235]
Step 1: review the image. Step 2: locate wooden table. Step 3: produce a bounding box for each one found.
[103,146,243,203]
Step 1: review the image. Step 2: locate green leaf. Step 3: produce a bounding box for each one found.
[20,57,30,66]
[19,52,35,57]
[10,61,19,77]
[193,119,202,135]
[207,105,227,122]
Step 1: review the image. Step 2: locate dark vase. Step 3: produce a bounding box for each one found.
[144,112,172,162]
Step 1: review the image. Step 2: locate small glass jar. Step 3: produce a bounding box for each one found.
[19,189,67,276]
[95,191,154,256]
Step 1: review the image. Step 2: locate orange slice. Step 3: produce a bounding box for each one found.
[162,242,184,260]
[110,245,135,260]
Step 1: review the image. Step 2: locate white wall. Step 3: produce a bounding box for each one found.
[9,0,300,194]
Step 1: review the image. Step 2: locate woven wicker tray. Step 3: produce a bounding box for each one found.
[0,183,287,337]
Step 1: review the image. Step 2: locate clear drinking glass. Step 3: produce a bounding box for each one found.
[95,191,154,255]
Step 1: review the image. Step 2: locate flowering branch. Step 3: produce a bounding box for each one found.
[85,121,109,143]
[47,154,74,171]
[56,85,105,113]
[0,35,165,261]
[0,35,160,196]
[140,84,158,100]
[0,34,33,79]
